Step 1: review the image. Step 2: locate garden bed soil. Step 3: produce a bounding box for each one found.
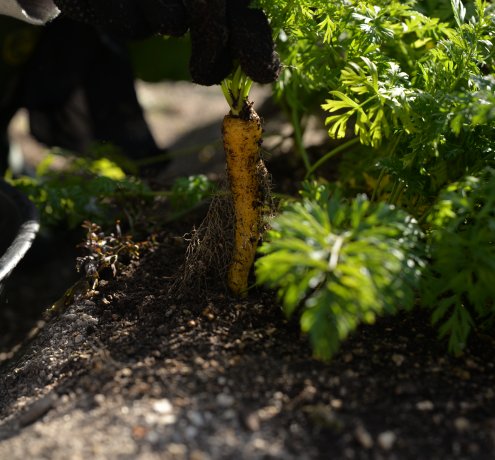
[0,221,495,459]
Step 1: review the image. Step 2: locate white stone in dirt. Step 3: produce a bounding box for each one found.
[216,393,235,407]
[73,334,84,345]
[454,417,470,432]
[355,425,373,449]
[149,399,177,425]
[120,368,132,377]
[416,400,434,411]
[391,353,405,366]
[153,398,174,414]
[378,431,397,450]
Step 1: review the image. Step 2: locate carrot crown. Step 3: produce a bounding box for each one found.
[221,65,253,116]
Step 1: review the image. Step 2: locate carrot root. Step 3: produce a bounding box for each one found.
[223,108,263,297]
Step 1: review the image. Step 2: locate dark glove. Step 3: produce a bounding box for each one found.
[228,1,281,84]
[52,0,280,86]
[186,0,280,85]
[52,0,188,38]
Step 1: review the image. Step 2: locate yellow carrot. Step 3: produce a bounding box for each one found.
[223,107,263,296]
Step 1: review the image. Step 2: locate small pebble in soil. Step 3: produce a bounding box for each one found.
[216,393,235,407]
[190,450,211,460]
[416,400,434,411]
[185,425,198,439]
[377,431,397,450]
[244,412,260,431]
[153,398,173,415]
[120,368,132,377]
[146,430,161,445]
[454,417,471,432]
[222,409,236,420]
[131,425,148,440]
[73,334,84,345]
[187,410,204,427]
[355,425,373,449]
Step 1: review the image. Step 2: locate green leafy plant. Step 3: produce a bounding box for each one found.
[256,0,495,357]
[169,174,216,216]
[424,168,495,353]
[256,0,451,170]
[9,154,152,228]
[257,182,425,359]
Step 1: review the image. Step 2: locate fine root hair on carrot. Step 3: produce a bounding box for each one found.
[170,162,272,299]
[170,190,234,298]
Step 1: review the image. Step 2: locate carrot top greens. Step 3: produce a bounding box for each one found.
[221,65,254,116]
[255,0,495,359]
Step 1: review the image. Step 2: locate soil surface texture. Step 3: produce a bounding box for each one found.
[1,81,495,459]
[0,220,495,459]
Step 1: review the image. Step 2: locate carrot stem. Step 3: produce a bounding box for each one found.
[221,64,253,116]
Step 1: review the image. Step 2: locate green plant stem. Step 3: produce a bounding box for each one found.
[371,168,387,202]
[221,65,253,115]
[305,137,360,179]
[389,180,406,205]
[221,81,234,109]
[417,205,433,226]
[290,104,311,172]
[390,181,403,204]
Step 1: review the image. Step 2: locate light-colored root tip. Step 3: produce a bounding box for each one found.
[169,191,234,298]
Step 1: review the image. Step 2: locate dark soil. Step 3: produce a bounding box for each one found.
[0,211,495,459]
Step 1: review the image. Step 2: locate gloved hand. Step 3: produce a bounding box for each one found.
[52,0,188,38]
[186,0,280,85]
[52,0,280,86]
